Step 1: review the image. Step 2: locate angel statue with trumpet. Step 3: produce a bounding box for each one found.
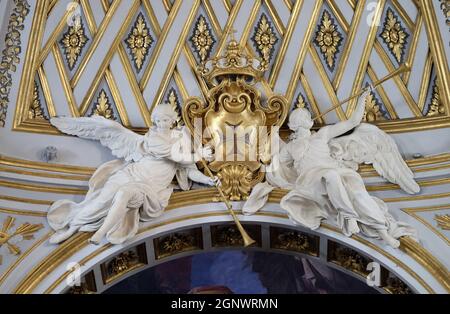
[243,86,420,248]
[48,103,219,245]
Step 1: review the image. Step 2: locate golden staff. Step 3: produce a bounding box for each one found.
[313,63,411,121]
[199,159,256,247]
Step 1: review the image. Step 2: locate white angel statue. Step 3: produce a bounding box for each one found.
[48,103,218,245]
[243,89,419,248]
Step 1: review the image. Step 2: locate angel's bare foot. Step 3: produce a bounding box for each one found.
[89,230,105,245]
[379,230,400,248]
[348,218,360,235]
[49,227,78,244]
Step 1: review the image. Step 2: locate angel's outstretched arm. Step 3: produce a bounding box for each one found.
[323,89,370,141]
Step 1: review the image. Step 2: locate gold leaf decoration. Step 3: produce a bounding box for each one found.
[438,0,450,26]
[166,87,183,126]
[217,164,253,201]
[426,81,445,117]
[380,8,409,63]
[28,81,46,120]
[0,216,43,262]
[190,15,216,64]
[435,214,450,230]
[0,0,31,127]
[251,13,279,71]
[60,18,89,70]
[363,92,385,122]
[125,12,154,72]
[294,92,307,109]
[91,89,115,120]
[314,10,343,71]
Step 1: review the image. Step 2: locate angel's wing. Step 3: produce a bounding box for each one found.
[329,123,420,194]
[51,116,145,162]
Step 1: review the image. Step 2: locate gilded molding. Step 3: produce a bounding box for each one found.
[435,214,450,230]
[0,0,31,127]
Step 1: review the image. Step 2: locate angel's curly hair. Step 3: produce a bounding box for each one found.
[151,103,179,123]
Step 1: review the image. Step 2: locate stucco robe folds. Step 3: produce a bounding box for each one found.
[48,131,196,244]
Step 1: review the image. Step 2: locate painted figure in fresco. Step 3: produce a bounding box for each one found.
[48,103,218,245]
[243,89,420,248]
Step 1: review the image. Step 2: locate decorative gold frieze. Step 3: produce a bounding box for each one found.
[380,8,409,63]
[251,13,279,71]
[314,10,343,71]
[0,0,31,127]
[426,80,445,117]
[90,89,115,120]
[211,224,261,247]
[125,12,154,72]
[154,228,203,260]
[363,92,386,122]
[270,227,320,256]
[60,18,89,70]
[100,243,147,284]
[328,241,371,277]
[28,81,46,120]
[189,15,216,64]
[384,276,413,294]
[435,214,450,230]
[0,216,43,265]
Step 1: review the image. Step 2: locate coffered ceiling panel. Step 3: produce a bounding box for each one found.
[1,0,449,135]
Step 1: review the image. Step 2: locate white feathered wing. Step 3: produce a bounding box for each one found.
[51,116,145,162]
[329,123,420,194]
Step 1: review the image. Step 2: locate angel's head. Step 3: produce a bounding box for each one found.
[288,108,314,135]
[151,103,179,131]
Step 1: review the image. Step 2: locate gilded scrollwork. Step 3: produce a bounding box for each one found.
[439,0,450,26]
[380,8,409,64]
[59,18,89,71]
[251,13,279,71]
[183,39,288,200]
[125,12,154,72]
[328,241,370,277]
[314,10,343,71]
[0,0,31,127]
[90,89,115,120]
[435,214,450,230]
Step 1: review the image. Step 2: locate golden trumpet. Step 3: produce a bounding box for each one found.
[200,159,256,247]
[313,63,411,121]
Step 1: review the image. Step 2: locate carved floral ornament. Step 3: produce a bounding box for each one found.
[90,89,115,120]
[380,8,409,63]
[251,13,279,70]
[0,0,31,127]
[60,18,89,70]
[190,14,216,64]
[314,10,343,71]
[125,12,154,72]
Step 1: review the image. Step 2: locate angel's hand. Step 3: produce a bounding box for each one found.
[206,176,221,187]
[201,146,214,162]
